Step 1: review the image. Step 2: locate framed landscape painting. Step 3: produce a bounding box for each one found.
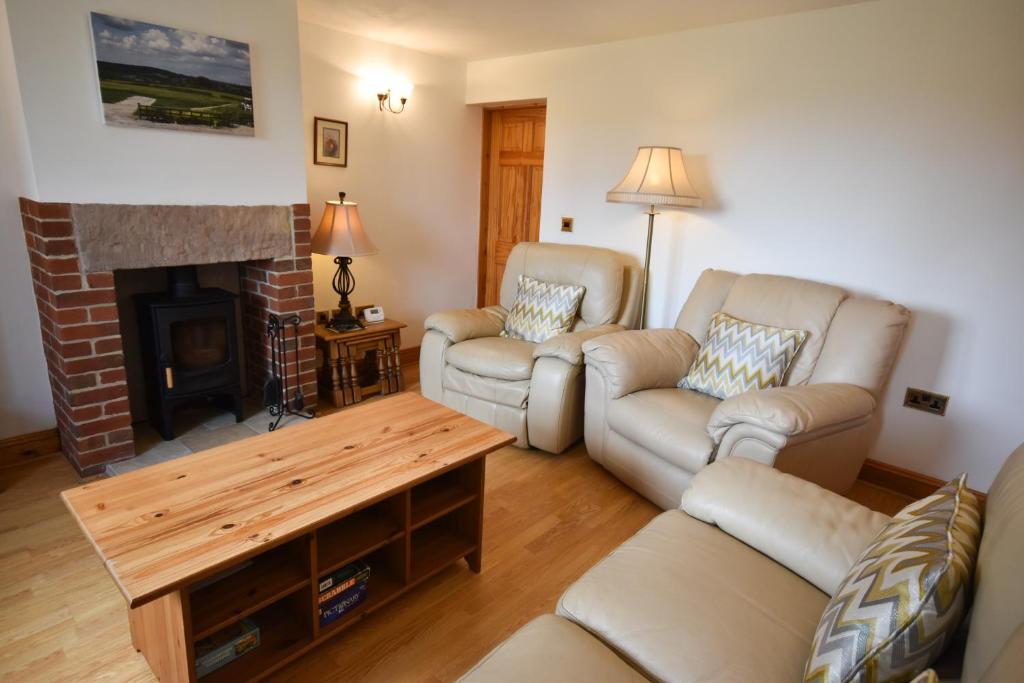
[314,117,348,167]
[89,12,255,136]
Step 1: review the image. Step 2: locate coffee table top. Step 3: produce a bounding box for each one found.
[62,393,514,607]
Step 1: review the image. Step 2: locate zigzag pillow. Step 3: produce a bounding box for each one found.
[500,275,585,343]
[804,475,981,683]
[678,311,807,399]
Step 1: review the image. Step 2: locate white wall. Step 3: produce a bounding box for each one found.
[300,22,480,349]
[467,0,1024,490]
[5,0,307,204]
[0,0,53,438]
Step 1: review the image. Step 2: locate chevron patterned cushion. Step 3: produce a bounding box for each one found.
[678,311,807,399]
[500,275,586,344]
[804,476,981,683]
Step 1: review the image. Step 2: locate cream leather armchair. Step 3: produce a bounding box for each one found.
[583,269,910,508]
[421,242,641,454]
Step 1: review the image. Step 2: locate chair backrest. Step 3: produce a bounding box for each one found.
[961,444,1024,682]
[500,242,641,330]
[674,269,910,395]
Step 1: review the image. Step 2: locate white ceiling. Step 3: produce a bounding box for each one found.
[298,0,873,60]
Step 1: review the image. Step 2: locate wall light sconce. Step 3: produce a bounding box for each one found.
[376,80,413,114]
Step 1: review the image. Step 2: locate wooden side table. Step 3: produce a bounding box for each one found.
[315,317,407,408]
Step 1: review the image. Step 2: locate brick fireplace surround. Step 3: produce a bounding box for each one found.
[19,198,317,474]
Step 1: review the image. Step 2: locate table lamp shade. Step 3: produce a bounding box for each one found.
[311,199,378,257]
[606,146,703,208]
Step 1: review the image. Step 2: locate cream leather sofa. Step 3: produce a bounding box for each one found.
[461,445,1024,683]
[420,242,640,454]
[583,268,910,508]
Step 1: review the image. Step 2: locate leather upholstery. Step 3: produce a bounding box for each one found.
[607,389,718,473]
[977,624,1024,683]
[582,328,699,400]
[457,614,646,683]
[706,382,875,444]
[961,443,1024,682]
[445,337,537,381]
[556,510,829,682]
[421,242,640,453]
[583,268,909,505]
[680,458,890,595]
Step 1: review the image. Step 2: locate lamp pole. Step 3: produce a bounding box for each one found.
[640,205,658,329]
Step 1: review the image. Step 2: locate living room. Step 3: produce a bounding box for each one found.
[0,0,1021,681]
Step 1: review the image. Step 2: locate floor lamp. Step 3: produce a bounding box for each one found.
[606,146,702,328]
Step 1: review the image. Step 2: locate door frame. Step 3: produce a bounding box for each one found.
[477,99,547,307]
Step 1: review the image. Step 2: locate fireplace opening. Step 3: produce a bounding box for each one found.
[135,266,243,440]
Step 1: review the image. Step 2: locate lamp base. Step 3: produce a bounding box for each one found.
[326,305,364,333]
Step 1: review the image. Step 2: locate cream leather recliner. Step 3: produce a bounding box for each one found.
[460,445,1024,683]
[420,242,641,454]
[582,268,910,508]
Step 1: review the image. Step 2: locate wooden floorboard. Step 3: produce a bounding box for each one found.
[0,430,915,682]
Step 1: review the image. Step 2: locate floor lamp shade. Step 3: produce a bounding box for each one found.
[607,147,702,329]
[311,198,378,257]
[606,146,702,208]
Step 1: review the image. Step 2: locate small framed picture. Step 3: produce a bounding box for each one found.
[314,116,348,167]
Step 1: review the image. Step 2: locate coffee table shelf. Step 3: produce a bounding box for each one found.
[60,393,513,683]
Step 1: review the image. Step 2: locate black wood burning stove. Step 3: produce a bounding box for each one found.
[136,266,242,440]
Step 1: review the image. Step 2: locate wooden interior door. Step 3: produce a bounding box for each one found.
[478,105,546,307]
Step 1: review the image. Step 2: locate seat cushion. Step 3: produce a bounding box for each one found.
[557,510,829,683]
[457,614,647,683]
[606,388,719,473]
[446,337,537,381]
[443,365,530,409]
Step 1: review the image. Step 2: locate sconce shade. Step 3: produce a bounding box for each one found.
[606,146,703,208]
[311,198,378,257]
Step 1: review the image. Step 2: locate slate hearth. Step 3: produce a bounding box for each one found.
[19,198,318,474]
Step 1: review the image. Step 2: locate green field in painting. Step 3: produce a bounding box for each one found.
[99,79,246,113]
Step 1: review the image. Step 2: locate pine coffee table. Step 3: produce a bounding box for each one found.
[62,393,514,682]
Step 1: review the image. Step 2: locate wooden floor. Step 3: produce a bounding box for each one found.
[0,423,912,682]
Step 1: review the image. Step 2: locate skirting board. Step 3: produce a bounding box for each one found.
[400,346,419,367]
[859,458,987,506]
[0,428,61,469]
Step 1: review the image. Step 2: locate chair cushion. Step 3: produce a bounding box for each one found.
[720,274,846,385]
[804,475,982,683]
[557,510,829,683]
[501,275,585,343]
[606,388,719,473]
[679,311,807,399]
[457,614,647,683]
[443,365,530,409]
[446,337,537,381]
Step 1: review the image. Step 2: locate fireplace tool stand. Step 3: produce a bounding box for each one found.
[264,313,315,431]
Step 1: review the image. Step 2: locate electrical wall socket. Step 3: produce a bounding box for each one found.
[904,387,949,416]
[560,216,574,232]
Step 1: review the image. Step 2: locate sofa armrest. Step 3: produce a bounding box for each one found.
[533,325,625,366]
[424,306,507,344]
[581,328,699,399]
[681,457,889,596]
[706,383,876,444]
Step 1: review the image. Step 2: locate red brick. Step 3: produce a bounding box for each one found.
[259,283,296,299]
[56,322,119,342]
[64,353,124,375]
[75,442,135,469]
[30,252,80,275]
[291,203,310,217]
[39,238,77,256]
[69,384,127,408]
[273,297,313,314]
[94,338,122,355]
[38,220,73,238]
[55,289,115,307]
[294,243,311,258]
[86,272,115,289]
[293,217,311,230]
[89,304,119,322]
[293,229,310,246]
[99,368,127,384]
[56,340,93,359]
[71,433,108,452]
[66,373,98,390]
[50,306,89,325]
[268,271,310,287]
[70,405,103,422]
[105,428,134,446]
[36,203,71,219]
[295,283,313,297]
[102,398,130,416]
[18,197,32,216]
[76,414,131,437]
[48,274,84,292]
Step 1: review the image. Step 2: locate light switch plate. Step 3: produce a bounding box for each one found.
[904,387,949,416]
[560,216,574,232]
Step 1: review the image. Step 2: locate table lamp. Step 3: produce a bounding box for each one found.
[311,192,378,332]
[606,146,702,328]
